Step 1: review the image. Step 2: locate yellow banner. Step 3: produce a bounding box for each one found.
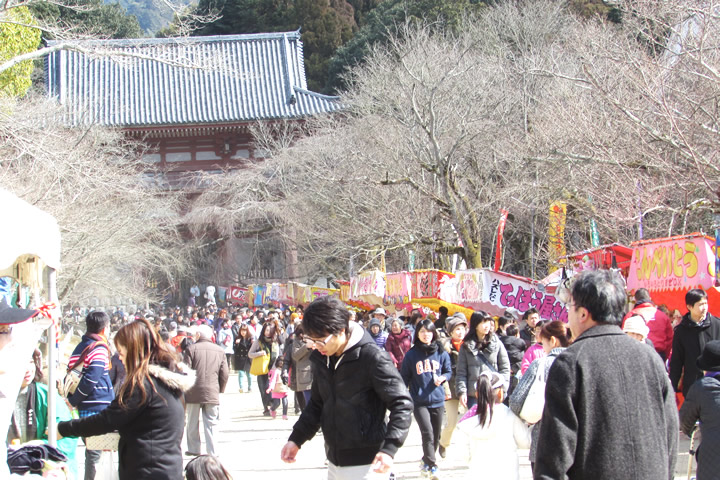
[549,201,567,273]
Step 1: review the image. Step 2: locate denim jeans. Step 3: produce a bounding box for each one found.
[238,369,252,392]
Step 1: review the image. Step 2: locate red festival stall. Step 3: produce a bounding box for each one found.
[626,234,719,314]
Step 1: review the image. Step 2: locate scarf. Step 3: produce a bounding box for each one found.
[417,341,439,355]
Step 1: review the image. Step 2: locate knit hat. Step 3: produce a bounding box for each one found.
[623,315,649,339]
[369,318,382,329]
[697,340,720,372]
[446,314,468,334]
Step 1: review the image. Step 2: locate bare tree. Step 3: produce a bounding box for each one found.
[189,0,720,283]
[0,97,193,305]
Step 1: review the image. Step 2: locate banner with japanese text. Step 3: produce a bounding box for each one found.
[627,235,717,291]
[548,201,567,273]
[227,286,248,305]
[480,270,568,322]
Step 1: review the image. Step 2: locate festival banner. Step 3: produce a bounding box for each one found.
[227,286,248,305]
[455,269,484,305]
[293,283,312,305]
[481,270,568,323]
[628,235,717,292]
[384,272,411,305]
[338,281,351,302]
[252,285,266,306]
[715,214,720,287]
[548,201,567,273]
[310,287,339,301]
[494,209,510,272]
[351,270,386,306]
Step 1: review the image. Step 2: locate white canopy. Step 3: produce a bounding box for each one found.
[0,188,61,286]
[0,188,61,477]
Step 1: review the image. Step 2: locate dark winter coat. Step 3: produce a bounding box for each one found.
[400,342,452,408]
[183,338,229,404]
[669,313,720,396]
[679,373,720,480]
[288,324,413,467]
[385,329,412,368]
[519,323,536,348]
[499,334,527,375]
[456,334,510,398]
[58,364,196,480]
[233,336,253,371]
[534,324,678,480]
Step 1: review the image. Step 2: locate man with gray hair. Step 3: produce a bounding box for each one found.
[535,270,678,480]
[183,324,229,457]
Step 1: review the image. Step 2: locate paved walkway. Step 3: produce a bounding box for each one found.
[82,384,696,479]
[186,388,512,479]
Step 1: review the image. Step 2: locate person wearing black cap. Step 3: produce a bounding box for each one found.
[679,340,720,480]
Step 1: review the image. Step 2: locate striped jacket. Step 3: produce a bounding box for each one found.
[67,334,114,413]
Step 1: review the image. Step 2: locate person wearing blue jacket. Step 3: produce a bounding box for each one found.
[401,319,452,479]
[67,311,114,480]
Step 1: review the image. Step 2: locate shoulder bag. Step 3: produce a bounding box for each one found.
[250,350,270,376]
[519,359,547,424]
[61,341,108,398]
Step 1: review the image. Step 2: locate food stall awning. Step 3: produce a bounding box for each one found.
[0,188,61,287]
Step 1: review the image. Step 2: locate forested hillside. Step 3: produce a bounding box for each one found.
[171,0,618,93]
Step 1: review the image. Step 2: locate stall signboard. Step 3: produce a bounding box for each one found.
[409,270,456,300]
[481,270,568,323]
[628,235,717,292]
[455,269,484,304]
[310,287,339,301]
[338,281,351,303]
[266,283,292,304]
[351,270,385,306]
[293,283,312,305]
[252,285,266,306]
[227,286,248,305]
[384,272,412,305]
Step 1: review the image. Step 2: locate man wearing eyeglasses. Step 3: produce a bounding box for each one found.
[280,296,413,479]
[534,270,678,480]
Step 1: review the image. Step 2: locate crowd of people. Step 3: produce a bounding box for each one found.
[4,269,720,479]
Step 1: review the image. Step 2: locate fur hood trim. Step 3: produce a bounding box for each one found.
[148,362,196,393]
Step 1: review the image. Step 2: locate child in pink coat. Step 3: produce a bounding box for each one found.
[266,357,289,419]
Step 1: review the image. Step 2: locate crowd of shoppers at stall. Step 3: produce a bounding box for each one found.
[7,272,720,479]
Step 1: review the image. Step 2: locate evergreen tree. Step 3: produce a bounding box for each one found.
[0,7,42,97]
[30,0,143,39]
[191,0,355,92]
[325,0,485,92]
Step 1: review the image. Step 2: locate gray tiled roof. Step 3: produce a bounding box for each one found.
[45,31,342,127]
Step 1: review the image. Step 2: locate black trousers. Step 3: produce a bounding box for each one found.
[414,405,444,468]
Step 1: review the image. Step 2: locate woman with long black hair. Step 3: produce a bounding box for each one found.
[456,311,510,410]
[400,319,452,479]
[248,322,281,416]
[58,318,195,479]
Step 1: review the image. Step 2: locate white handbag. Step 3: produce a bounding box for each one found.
[519,359,547,424]
[85,432,120,451]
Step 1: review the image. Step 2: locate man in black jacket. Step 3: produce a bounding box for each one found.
[280,296,413,478]
[669,288,720,396]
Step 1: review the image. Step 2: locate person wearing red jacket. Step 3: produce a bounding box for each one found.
[623,288,673,360]
[385,318,412,369]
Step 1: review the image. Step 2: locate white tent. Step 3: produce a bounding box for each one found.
[0,188,61,477]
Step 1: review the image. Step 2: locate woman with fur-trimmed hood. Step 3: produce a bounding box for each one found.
[59,318,196,480]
